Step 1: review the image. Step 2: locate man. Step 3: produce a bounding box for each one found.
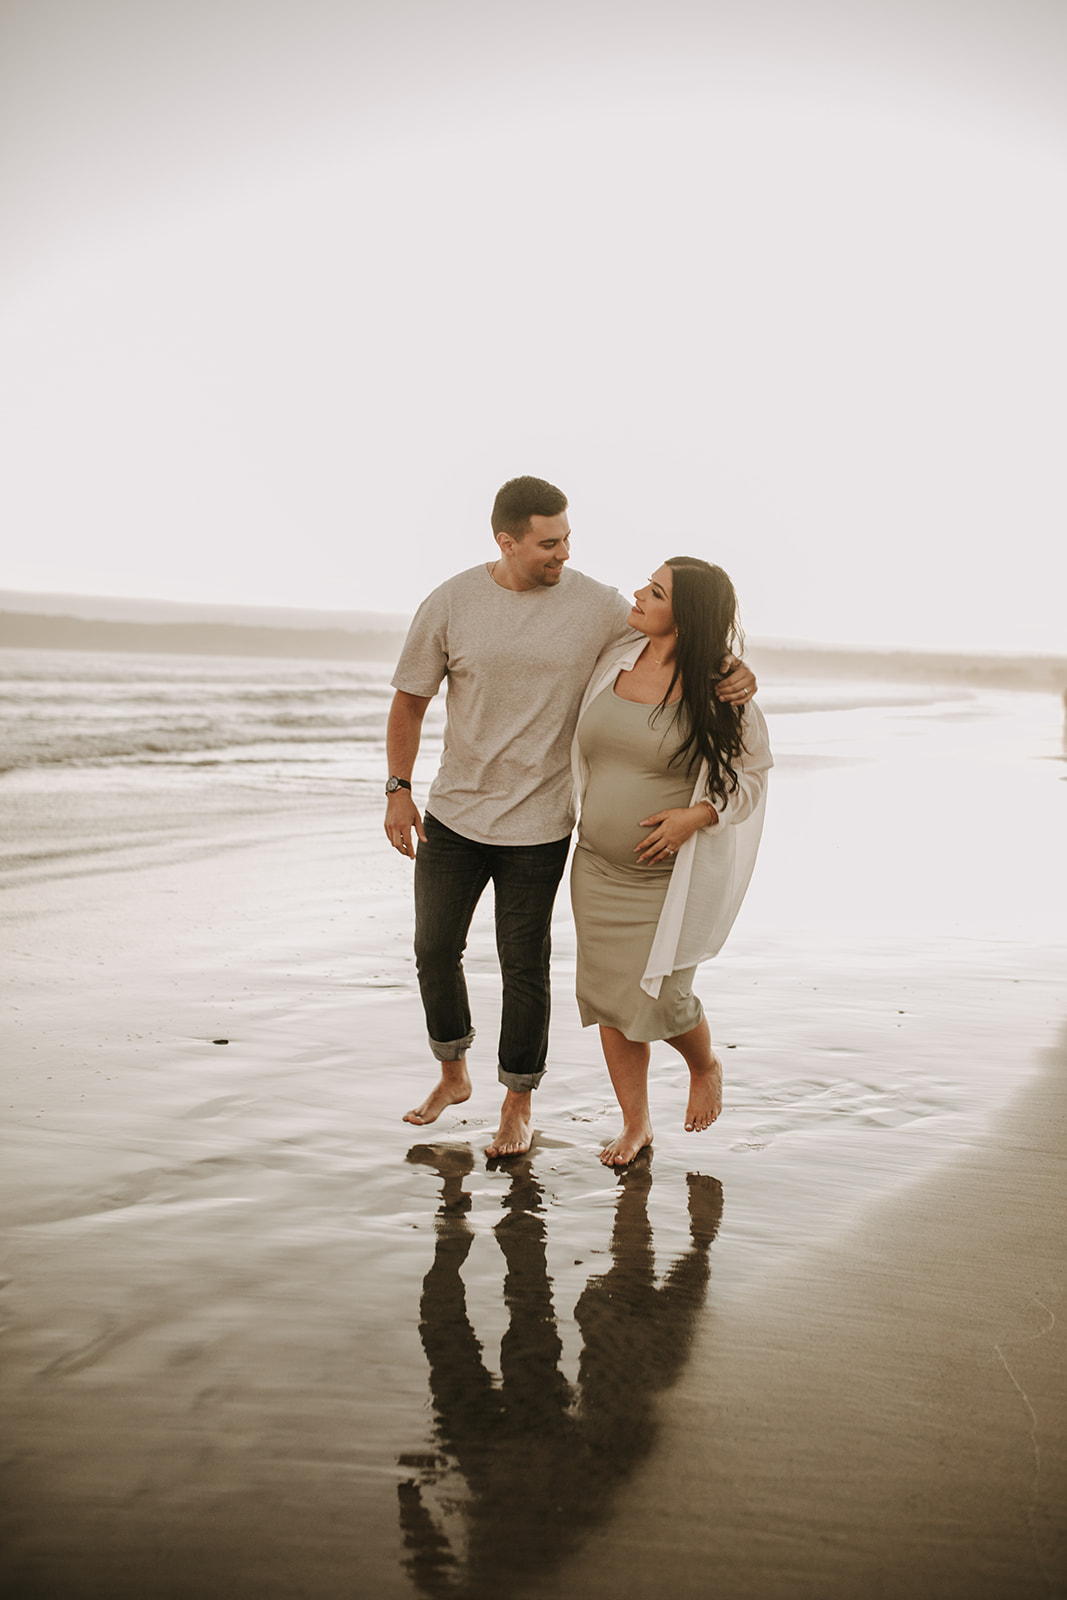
[383,476,755,1157]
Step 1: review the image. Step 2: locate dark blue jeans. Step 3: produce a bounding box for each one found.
[413,813,572,1092]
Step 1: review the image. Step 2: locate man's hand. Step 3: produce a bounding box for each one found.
[715,656,757,705]
[385,789,426,859]
[384,690,432,858]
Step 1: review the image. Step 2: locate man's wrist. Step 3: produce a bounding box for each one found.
[385,775,412,795]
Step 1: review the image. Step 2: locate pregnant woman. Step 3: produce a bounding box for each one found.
[570,557,773,1166]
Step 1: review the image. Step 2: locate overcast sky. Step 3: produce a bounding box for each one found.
[1,0,1064,650]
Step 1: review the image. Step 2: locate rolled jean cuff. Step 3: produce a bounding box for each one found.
[428,1029,476,1063]
[497,1066,545,1093]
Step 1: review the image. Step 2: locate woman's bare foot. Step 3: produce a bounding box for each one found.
[403,1061,472,1125]
[684,1052,723,1132]
[485,1089,533,1157]
[600,1124,654,1166]
[405,1144,475,1215]
[686,1172,724,1243]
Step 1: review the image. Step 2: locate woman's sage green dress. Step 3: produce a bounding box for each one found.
[570,683,705,1042]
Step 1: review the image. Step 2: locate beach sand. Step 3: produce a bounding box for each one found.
[526,1028,1067,1600]
[1,679,1065,1597]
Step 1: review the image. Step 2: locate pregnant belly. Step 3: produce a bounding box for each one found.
[578,769,694,867]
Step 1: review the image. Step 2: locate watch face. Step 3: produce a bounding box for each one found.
[386,777,399,793]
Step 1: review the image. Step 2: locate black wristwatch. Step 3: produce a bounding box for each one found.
[385,776,412,795]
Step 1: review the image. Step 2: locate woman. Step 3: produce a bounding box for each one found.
[570,557,772,1166]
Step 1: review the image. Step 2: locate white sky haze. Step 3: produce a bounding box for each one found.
[1,0,1065,651]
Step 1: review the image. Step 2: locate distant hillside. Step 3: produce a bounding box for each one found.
[746,640,1067,695]
[0,612,406,662]
[0,589,411,632]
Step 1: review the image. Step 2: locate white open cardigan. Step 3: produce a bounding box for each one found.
[571,636,773,999]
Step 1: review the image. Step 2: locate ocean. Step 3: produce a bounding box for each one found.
[2,643,1061,931]
[0,648,429,890]
[0,647,404,781]
[10,642,1049,778]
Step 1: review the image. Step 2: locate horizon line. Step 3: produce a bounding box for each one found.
[2,597,1066,671]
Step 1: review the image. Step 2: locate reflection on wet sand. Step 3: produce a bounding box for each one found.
[399,1147,723,1597]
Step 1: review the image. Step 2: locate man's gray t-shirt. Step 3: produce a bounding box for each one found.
[392,564,634,845]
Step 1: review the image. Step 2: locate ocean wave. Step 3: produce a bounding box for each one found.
[0,649,428,772]
[0,727,391,771]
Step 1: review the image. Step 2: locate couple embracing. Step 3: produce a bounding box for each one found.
[383,475,772,1166]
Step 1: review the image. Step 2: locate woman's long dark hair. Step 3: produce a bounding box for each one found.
[652,557,745,805]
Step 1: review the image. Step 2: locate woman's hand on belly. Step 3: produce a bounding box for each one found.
[634,804,717,865]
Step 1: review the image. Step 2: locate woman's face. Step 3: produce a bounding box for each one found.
[630,565,676,637]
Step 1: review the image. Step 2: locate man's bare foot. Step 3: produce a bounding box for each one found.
[485,1089,533,1158]
[600,1124,654,1166]
[403,1062,472,1126]
[684,1052,723,1132]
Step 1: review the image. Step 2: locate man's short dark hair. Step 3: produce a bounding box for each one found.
[491,476,568,538]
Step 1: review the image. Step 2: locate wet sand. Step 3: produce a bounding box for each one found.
[530,1029,1067,1600]
[1,683,1065,1597]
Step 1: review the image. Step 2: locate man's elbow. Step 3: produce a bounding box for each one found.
[391,689,433,722]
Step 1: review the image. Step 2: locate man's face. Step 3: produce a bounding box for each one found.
[497,511,571,589]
